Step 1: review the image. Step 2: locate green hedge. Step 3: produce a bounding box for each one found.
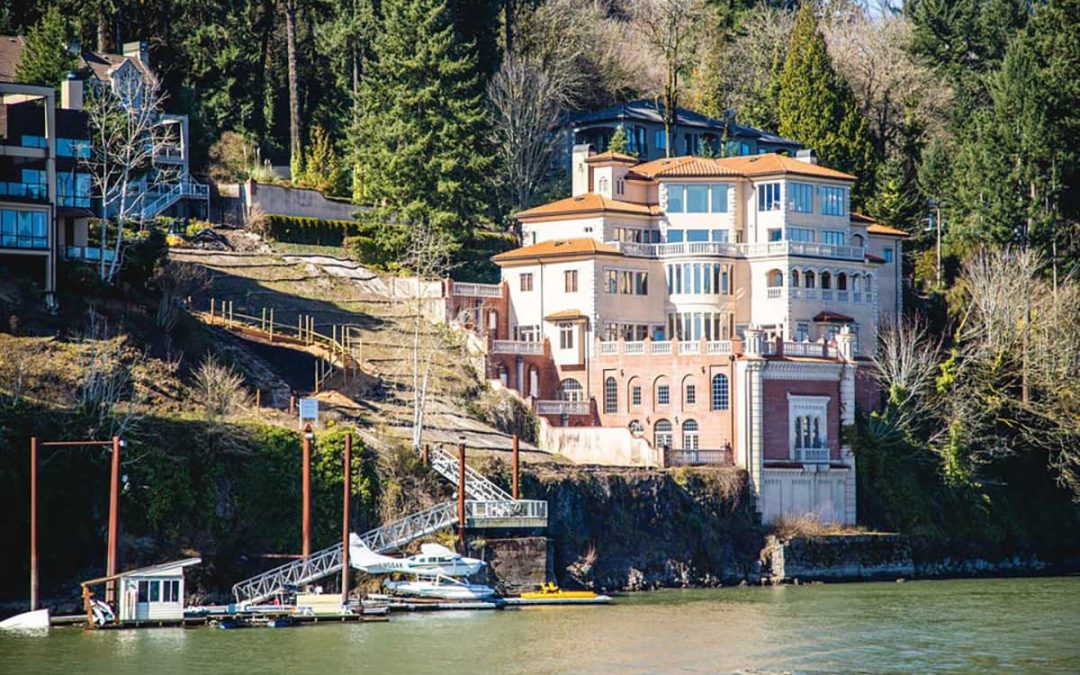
[266,214,365,246]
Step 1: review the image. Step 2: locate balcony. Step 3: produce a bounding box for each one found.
[452,282,502,298]
[795,447,831,463]
[595,339,734,357]
[490,340,543,355]
[782,342,827,358]
[156,144,185,163]
[65,246,117,262]
[665,447,733,466]
[608,240,866,261]
[535,400,590,416]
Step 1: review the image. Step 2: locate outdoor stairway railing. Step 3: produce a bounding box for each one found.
[231,498,547,606]
[427,447,513,502]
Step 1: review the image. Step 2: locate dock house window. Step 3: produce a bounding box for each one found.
[711,374,729,411]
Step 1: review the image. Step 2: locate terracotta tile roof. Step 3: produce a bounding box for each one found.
[851,212,909,237]
[493,238,620,264]
[867,223,909,237]
[515,193,659,220]
[585,150,640,164]
[630,153,856,181]
[814,311,855,323]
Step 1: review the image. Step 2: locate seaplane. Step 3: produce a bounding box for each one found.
[349,535,495,601]
[349,536,485,577]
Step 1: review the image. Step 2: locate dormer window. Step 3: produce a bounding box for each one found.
[598,177,609,193]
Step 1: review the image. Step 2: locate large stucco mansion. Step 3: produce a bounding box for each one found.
[447,146,907,525]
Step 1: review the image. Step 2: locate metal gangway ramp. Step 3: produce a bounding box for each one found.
[231,440,544,607]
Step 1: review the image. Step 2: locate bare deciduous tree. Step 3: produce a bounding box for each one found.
[488,55,564,216]
[82,72,177,282]
[630,0,706,156]
[75,310,143,439]
[872,315,941,435]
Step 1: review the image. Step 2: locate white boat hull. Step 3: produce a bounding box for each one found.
[0,609,50,630]
[383,579,495,601]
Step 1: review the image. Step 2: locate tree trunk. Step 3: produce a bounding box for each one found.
[286,0,301,172]
[504,0,513,57]
[97,2,108,52]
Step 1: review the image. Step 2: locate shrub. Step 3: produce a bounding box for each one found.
[193,354,249,418]
[264,214,365,246]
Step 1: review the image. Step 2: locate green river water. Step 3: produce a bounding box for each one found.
[3,576,1078,673]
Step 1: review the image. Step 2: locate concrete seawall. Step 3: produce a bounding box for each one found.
[762,534,916,582]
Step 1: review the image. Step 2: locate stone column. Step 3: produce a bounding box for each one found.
[836,325,857,525]
[740,325,767,518]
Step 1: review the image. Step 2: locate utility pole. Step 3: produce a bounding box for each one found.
[457,442,466,554]
[107,436,120,606]
[511,434,520,500]
[29,437,38,611]
[302,424,313,565]
[341,433,351,605]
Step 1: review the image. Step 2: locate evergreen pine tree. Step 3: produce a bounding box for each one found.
[608,126,630,155]
[352,0,491,242]
[15,6,76,91]
[297,124,346,196]
[777,3,875,203]
[869,156,923,235]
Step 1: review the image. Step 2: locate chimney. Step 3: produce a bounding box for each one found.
[122,40,149,68]
[61,72,83,111]
[795,148,818,165]
[571,143,593,197]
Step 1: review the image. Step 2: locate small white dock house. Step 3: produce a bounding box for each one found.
[83,558,201,623]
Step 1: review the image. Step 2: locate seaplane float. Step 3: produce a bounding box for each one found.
[349,536,495,601]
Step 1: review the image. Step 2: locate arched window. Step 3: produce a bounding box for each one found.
[528,367,539,398]
[791,269,800,287]
[654,419,673,449]
[711,374,729,411]
[629,420,644,436]
[852,234,864,247]
[805,270,816,288]
[497,365,508,387]
[837,273,848,291]
[604,376,618,414]
[598,176,609,192]
[682,419,699,450]
[627,377,642,408]
[853,274,863,292]
[655,376,671,406]
[766,269,784,287]
[559,378,583,402]
[821,272,832,289]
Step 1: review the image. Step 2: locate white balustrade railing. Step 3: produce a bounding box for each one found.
[624,341,644,355]
[679,341,700,355]
[599,341,619,355]
[783,342,826,358]
[650,341,671,355]
[535,400,590,416]
[767,287,783,299]
[706,340,732,354]
[491,340,543,355]
[608,240,866,261]
[796,447,831,463]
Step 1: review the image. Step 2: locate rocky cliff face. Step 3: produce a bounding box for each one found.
[519,465,764,591]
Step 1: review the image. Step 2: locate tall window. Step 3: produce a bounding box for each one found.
[682,420,699,450]
[559,323,574,349]
[520,273,533,292]
[654,129,666,150]
[711,185,728,212]
[598,177,609,192]
[0,209,48,249]
[604,377,618,414]
[884,248,894,262]
[631,385,642,407]
[657,384,670,406]
[667,184,685,212]
[711,374,729,411]
[787,227,814,243]
[821,231,846,246]
[758,182,781,211]
[789,182,813,212]
[821,186,848,216]
[654,420,673,449]
[686,185,708,213]
[685,383,696,405]
[564,269,578,292]
[616,178,625,196]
